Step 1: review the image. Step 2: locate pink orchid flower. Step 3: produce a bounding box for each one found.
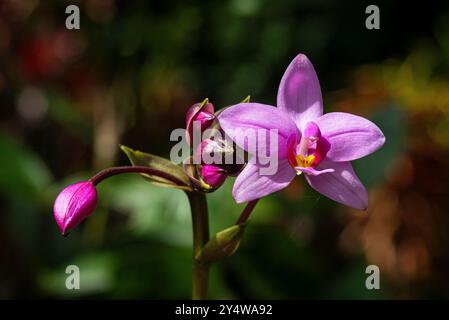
[218,54,385,210]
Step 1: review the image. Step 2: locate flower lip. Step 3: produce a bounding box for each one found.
[287,122,330,174]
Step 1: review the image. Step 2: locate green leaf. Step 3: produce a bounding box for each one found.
[120,145,193,191]
[196,223,246,263]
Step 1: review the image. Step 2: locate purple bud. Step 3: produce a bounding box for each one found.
[53,181,97,235]
[186,101,215,145]
[201,164,227,188]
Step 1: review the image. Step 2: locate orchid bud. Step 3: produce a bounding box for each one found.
[197,137,232,165]
[53,181,97,235]
[200,164,227,189]
[198,138,245,176]
[186,100,215,146]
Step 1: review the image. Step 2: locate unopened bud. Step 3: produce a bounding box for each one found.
[201,164,227,189]
[186,100,215,145]
[53,181,97,235]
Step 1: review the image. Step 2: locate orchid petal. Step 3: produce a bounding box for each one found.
[218,103,299,159]
[316,112,385,162]
[304,160,368,210]
[277,53,323,130]
[232,158,296,203]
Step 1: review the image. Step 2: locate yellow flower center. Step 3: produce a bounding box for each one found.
[297,154,315,167]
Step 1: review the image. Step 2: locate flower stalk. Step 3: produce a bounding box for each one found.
[89,165,187,186]
[187,191,210,300]
[236,199,259,225]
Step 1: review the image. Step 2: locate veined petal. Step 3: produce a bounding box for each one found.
[218,103,299,159]
[316,112,385,162]
[304,160,368,210]
[277,54,323,130]
[232,158,296,203]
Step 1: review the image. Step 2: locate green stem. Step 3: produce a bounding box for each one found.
[186,192,210,300]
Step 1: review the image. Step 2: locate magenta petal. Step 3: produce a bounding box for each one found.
[218,103,299,159]
[53,181,97,235]
[316,112,385,162]
[304,160,368,210]
[201,164,227,188]
[277,53,323,130]
[186,101,215,145]
[232,158,296,203]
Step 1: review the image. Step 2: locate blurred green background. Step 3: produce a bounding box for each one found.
[1,0,449,299]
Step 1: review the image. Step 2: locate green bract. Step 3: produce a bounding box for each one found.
[195,223,247,263]
[120,145,193,192]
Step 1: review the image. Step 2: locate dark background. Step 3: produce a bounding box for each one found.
[1,0,449,299]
